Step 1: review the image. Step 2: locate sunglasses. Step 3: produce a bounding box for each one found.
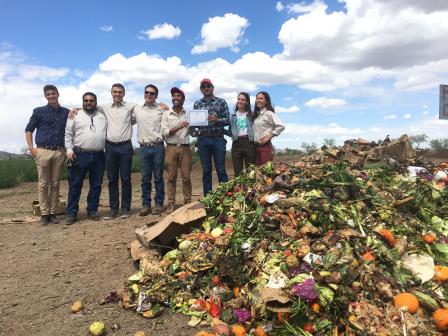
[201,84,213,89]
[83,99,95,102]
[144,91,156,96]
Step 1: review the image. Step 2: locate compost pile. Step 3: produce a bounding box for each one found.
[122,157,448,336]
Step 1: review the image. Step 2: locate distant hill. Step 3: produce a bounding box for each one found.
[0,151,29,160]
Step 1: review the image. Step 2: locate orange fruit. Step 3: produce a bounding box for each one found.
[435,266,448,282]
[394,293,419,313]
[433,308,448,331]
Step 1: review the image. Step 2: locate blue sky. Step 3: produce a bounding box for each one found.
[1,0,448,152]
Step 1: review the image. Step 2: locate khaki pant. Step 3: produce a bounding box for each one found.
[35,148,66,215]
[165,145,192,204]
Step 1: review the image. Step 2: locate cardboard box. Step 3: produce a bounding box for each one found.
[32,197,66,216]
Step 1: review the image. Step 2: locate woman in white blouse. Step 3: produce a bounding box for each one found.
[253,91,285,166]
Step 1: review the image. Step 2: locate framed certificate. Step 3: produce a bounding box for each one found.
[188,109,209,126]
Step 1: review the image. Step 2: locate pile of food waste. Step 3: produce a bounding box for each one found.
[121,156,448,336]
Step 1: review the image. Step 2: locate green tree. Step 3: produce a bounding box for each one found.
[301,142,317,154]
[323,138,336,147]
[429,138,448,151]
[409,134,428,149]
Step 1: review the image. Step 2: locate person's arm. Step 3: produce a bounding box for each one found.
[24,109,39,157]
[270,112,285,137]
[64,117,76,160]
[189,102,199,136]
[219,100,230,127]
[25,132,37,157]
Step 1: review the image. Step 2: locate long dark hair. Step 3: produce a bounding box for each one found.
[253,91,275,119]
[234,92,253,119]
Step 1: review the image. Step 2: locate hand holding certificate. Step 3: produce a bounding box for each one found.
[188,109,209,126]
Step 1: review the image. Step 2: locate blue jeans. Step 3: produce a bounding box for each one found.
[67,150,105,216]
[197,136,228,195]
[140,144,165,207]
[105,141,133,212]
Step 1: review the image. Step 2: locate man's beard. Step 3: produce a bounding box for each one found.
[84,107,96,114]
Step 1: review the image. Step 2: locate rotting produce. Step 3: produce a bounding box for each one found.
[119,146,448,335]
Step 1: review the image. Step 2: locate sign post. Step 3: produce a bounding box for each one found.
[440,84,448,120]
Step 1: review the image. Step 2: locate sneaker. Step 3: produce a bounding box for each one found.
[104,210,119,220]
[166,203,175,214]
[87,212,100,220]
[121,210,131,219]
[139,206,151,217]
[152,205,164,215]
[65,215,77,225]
[49,214,59,224]
[40,215,50,226]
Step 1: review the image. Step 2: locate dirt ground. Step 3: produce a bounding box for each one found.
[0,157,295,336]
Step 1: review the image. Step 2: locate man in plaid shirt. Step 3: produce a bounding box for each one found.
[189,78,230,195]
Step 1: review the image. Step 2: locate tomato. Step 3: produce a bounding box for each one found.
[303,323,314,333]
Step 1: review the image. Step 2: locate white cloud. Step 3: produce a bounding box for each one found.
[305,96,346,108]
[17,65,69,81]
[276,1,285,11]
[278,0,448,71]
[423,110,430,115]
[191,13,249,54]
[384,114,397,120]
[140,23,181,40]
[404,113,412,119]
[276,105,300,113]
[99,25,113,32]
[287,0,327,14]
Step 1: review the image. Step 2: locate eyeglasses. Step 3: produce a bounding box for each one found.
[83,99,95,102]
[201,84,212,89]
[144,91,156,96]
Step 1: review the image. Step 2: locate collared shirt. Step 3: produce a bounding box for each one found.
[98,101,137,143]
[253,108,285,143]
[133,102,164,144]
[65,109,107,152]
[189,95,230,136]
[25,104,69,147]
[161,108,190,145]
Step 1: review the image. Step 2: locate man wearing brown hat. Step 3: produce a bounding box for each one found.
[161,87,191,213]
[189,78,229,195]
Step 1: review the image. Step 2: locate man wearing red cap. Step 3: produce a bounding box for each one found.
[189,78,229,195]
[161,87,191,213]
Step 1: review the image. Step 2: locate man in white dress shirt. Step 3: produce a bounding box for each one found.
[64,92,107,224]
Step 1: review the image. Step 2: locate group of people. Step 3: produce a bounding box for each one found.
[25,79,285,226]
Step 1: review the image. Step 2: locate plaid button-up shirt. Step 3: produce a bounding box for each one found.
[189,96,230,137]
[25,104,69,147]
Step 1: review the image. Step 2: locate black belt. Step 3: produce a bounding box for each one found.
[37,146,64,151]
[140,142,163,147]
[106,140,131,145]
[74,147,103,153]
[166,143,190,147]
[198,133,224,138]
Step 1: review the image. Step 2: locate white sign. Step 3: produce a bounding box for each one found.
[188,109,209,126]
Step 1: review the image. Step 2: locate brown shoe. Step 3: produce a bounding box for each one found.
[184,199,192,205]
[152,205,164,215]
[139,206,151,217]
[166,203,175,214]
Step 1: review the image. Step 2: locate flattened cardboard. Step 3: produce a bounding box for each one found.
[129,239,159,261]
[259,287,293,313]
[135,201,206,246]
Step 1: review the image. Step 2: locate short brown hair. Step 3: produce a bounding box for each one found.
[111,83,125,92]
[43,84,59,94]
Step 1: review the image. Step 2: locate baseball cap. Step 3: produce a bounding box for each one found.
[170,87,185,99]
[200,78,213,86]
